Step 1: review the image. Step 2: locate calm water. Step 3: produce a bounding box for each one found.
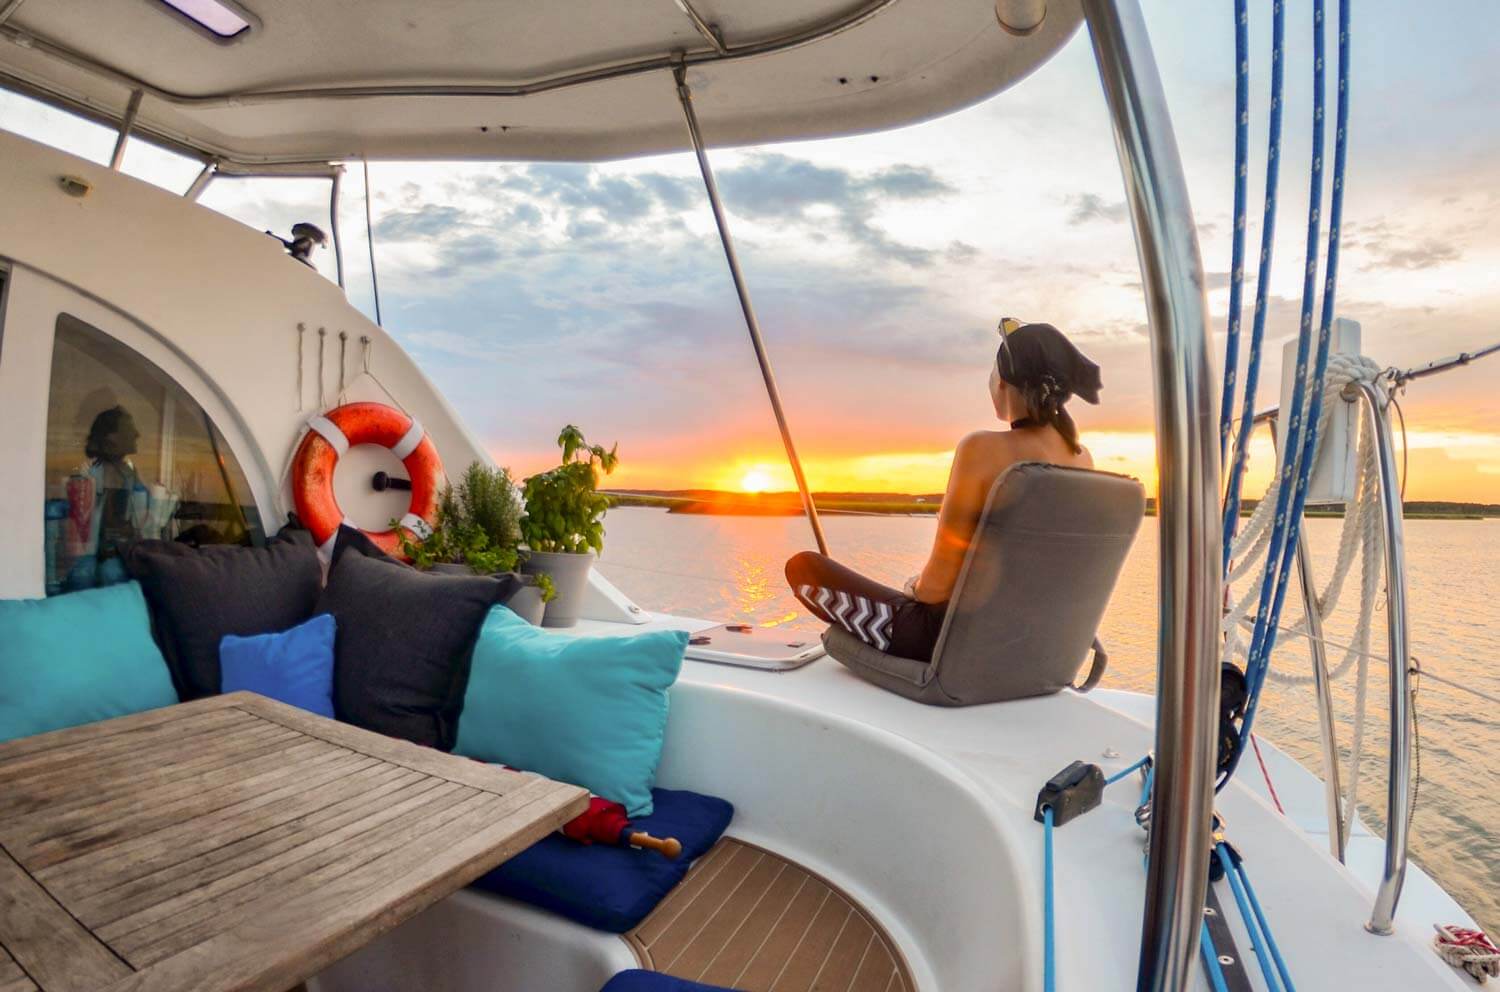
[597,508,1500,933]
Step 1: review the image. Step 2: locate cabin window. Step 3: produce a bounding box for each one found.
[43,314,265,596]
[155,0,253,40]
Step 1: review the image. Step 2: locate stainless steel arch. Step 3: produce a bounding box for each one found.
[1082,0,1223,988]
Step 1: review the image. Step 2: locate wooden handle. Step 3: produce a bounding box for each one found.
[628,831,682,859]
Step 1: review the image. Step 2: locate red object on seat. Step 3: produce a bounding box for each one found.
[564,796,633,845]
[562,796,683,859]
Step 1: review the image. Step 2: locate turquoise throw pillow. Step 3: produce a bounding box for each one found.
[220,613,337,718]
[0,582,178,743]
[456,606,688,817]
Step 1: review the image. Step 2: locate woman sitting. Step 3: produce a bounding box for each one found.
[785,321,1102,662]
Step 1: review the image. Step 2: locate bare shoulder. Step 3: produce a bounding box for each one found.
[956,429,1012,459]
[1077,445,1095,470]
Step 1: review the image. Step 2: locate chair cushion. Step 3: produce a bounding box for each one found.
[220,613,337,719]
[470,787,733,933]
[454,607,687,817]
[0,582,178,743]
[318,548,521,751]
[125,529,322,700]
[599,972,737,992]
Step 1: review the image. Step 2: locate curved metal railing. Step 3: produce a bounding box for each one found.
[1081,1,1223,988]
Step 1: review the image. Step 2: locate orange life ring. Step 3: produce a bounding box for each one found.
[291,402,443,559]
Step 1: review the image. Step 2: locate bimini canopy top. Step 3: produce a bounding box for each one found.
[0,0,1080,166]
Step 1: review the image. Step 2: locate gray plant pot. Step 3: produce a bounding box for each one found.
[521,550,594,628]
[506,583,547,626]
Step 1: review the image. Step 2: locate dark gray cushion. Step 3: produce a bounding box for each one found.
[318,547,521,750]
[824,463,1144,706]
[125,529,322,700]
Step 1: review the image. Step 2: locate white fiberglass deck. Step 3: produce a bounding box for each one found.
[573,613,1472,991]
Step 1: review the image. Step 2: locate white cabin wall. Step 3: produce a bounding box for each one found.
[0,130,646,622]
[0,130,490,531]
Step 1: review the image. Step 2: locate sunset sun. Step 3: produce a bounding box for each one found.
[739,469,774,493]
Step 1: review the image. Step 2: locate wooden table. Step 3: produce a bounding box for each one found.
[0,692,589,992]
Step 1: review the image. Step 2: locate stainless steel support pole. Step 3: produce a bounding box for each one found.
[183,161,216,200]
[1082,2,1222,989]
[1354,380,1412,935]
[363,158,383,325]
[673,65,829,556]
[1297,527,1348,860]
[1269,419,1347,861]
[329,166,346,290]
[109,89,143,171]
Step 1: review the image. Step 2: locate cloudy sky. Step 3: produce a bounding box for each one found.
[4,0,1498,500]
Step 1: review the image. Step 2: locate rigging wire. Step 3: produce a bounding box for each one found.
[363,158,383,326]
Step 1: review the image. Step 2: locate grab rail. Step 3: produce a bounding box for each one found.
[1082,1,1223,988]
[1351,379,1413,934]
[1248,384,1414,932]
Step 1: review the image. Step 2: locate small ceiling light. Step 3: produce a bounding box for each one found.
[157,0,252,39]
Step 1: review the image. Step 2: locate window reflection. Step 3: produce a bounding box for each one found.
[44,314,264,594]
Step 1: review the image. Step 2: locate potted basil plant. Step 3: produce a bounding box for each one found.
[519,425,618,627]
[396,461,552,624]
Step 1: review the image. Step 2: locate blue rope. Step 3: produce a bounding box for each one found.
[1200,920,1232,992]
[1216,844,1285,992]
[1218,0,1252,464]
[1226,0,1352,783]
[1043,805,1056,992]
[1105,755,1151,786]
[1232,849,1298,992]
[1222,0,1287,569]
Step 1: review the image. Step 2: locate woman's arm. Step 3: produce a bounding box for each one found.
[911,432,1002,604]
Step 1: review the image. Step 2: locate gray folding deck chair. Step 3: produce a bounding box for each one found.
[822,462,1145,706]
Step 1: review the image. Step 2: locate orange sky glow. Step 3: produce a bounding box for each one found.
[591,419,1500,503]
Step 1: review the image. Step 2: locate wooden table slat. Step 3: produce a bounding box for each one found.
[100,777,471,947]
[0,707,253,785]
[19,748,375,871]
[0,724,306,825]
[0,944,34,987]
[0,694,587,992]
[0,847,132,992]
[2,733,328,847]
[103,779,586,992]
[36,750,383,886]
[76,766,429,926]
[238,699,541,796]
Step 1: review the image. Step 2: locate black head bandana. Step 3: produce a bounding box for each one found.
[996,322,1102,452]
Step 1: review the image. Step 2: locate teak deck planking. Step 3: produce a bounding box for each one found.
[0,692,588,992]
[627,838,914,992]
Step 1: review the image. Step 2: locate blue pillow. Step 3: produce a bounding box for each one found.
[456,606,687,817]
[599,971,737,992]
[472,787,733,933]
[0,582,178,743]
[220,613,336,718]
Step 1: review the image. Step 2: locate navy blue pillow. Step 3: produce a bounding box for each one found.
[220,613,337,718]
[599,972,737,992]
[471,787,733,933]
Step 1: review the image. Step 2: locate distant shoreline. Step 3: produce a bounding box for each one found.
[604,490,1500,520]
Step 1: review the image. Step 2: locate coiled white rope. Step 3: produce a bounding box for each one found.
[1434,925,1500,984]
[1222,353,1387,825]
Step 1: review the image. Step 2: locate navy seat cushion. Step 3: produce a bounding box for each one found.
[471,787,733,933]
[600,971,737,992]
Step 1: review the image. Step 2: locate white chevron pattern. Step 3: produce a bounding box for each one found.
[794,581,901,653]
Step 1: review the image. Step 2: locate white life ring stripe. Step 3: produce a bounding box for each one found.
[391,418,425,461]
[307,415,350,457]
[399,513,434,540]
